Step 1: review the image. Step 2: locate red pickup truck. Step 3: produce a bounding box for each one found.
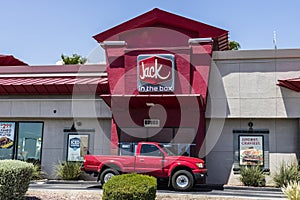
[82,142,207,191]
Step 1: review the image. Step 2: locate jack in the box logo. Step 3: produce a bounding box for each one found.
[137,54,174,92]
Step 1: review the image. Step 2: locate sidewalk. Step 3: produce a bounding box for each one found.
[27,180,285,200]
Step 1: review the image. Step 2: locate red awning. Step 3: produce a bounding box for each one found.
[278,78,300,92]
[0,55,27,66]
[101,94,204,110]
[0,76,109,95]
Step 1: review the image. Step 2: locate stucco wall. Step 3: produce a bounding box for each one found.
[207,49,300,118]
[0,96,112,178]
[205,118,299,185]
[205,49,300,185]
[41,118,111,178]
[0,96,111,118]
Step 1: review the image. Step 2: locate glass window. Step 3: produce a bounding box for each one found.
[140,144,162,157]
[17,122,43,163]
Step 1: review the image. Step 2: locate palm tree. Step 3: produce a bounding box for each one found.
[61,54,87,65]
[229,40,241,50]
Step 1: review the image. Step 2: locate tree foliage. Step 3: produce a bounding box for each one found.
[61,54,87,65]
[229,40,241,50]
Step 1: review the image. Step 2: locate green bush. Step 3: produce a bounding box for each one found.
[282,181,300,200]
[102,173,157,200]
[55,161,82,180]
[240,165,265,187]
[31,163,46,180]
[0,160,34,200]
[274,162,300,187]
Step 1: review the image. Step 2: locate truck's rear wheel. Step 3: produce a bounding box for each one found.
[171,170,194,191]
[100,168,119,185]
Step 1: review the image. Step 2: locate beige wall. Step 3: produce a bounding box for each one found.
[207,49,300,118]
[41,118,111,177]
[205,49,300,185]
[0,96,112,178]
[205,118,299,185]
[0,96,111,118]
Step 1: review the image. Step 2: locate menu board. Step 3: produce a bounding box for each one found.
[67,134,89,162]
[0,122,15,149]
[239,135,264,166]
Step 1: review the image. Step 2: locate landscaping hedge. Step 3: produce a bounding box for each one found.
[102,173,157,200]
[0,160,34,200]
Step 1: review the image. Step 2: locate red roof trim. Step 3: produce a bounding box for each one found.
[0,55,28,66]
[100,94,203,109]
[0,77,109,95]
[0,64,106,74]
[278,78,300,92]
[93,8,228,43]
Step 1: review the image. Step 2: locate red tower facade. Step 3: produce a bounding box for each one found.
[94,8,228,157]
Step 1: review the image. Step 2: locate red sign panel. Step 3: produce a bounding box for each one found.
[137,54,174,92]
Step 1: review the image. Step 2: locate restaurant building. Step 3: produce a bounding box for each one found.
[0,8,300,185]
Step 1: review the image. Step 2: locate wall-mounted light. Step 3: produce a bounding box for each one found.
[100,41,127,48]
[188,38,213,45]
[248,121,253,131]
[70,123,77,132]
[146,102,155,107]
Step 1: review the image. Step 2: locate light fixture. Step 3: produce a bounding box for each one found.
[146,102,155,107]
[248,121,253,131]
[70,123,77,132]
[100,41,127,48]
[188,38,213,45]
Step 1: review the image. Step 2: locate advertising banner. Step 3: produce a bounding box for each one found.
[137,54,175,92]
[239,135,264,166]
[0,122,15,149]
[67,134,89,162]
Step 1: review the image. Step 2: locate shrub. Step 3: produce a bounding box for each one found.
[31,163,46,180]
[240,165,265,187]
[0,160,34,200]
[282,181,300,200]
[274,162,300,187]
[102,173,157,200]
[55,161,82,180]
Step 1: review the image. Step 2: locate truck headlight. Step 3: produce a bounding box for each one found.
[196,163,204,168]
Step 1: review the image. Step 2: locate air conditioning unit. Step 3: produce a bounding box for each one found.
[144,119,160,127]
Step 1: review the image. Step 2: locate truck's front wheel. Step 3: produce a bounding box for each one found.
[100,168,119,185]
[171,170,194,191]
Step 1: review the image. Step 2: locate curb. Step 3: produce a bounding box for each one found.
[224,185,282,192]
[30,180,282,192]
[30,180,99,185]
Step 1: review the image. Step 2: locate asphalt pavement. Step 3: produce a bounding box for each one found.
[29,180,286,200]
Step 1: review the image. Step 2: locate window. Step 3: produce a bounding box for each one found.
[16,122,43,163]
[0,122,44,163]
[140,144,162,157]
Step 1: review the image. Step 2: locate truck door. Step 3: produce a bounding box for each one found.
[135,144,167,177]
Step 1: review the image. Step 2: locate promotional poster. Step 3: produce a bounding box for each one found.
[0,122,15,149]
[239,135,264,166]
[67,134,89,162]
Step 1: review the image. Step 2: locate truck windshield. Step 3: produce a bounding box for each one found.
[159,144,176,156]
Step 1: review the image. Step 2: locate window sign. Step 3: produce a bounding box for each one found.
[0,122,15,149]
[67,134,89,162]
[239,135,264,166]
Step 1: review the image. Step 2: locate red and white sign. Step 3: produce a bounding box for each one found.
[137,54,174,92]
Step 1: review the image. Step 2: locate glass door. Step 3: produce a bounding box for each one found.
[16,122,43,163]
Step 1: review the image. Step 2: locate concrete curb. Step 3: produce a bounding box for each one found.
[30,180,282,192]
[30,179,98,185]
[224,185,282,192]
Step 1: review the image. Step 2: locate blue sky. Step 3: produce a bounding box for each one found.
[1,1,299,65]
